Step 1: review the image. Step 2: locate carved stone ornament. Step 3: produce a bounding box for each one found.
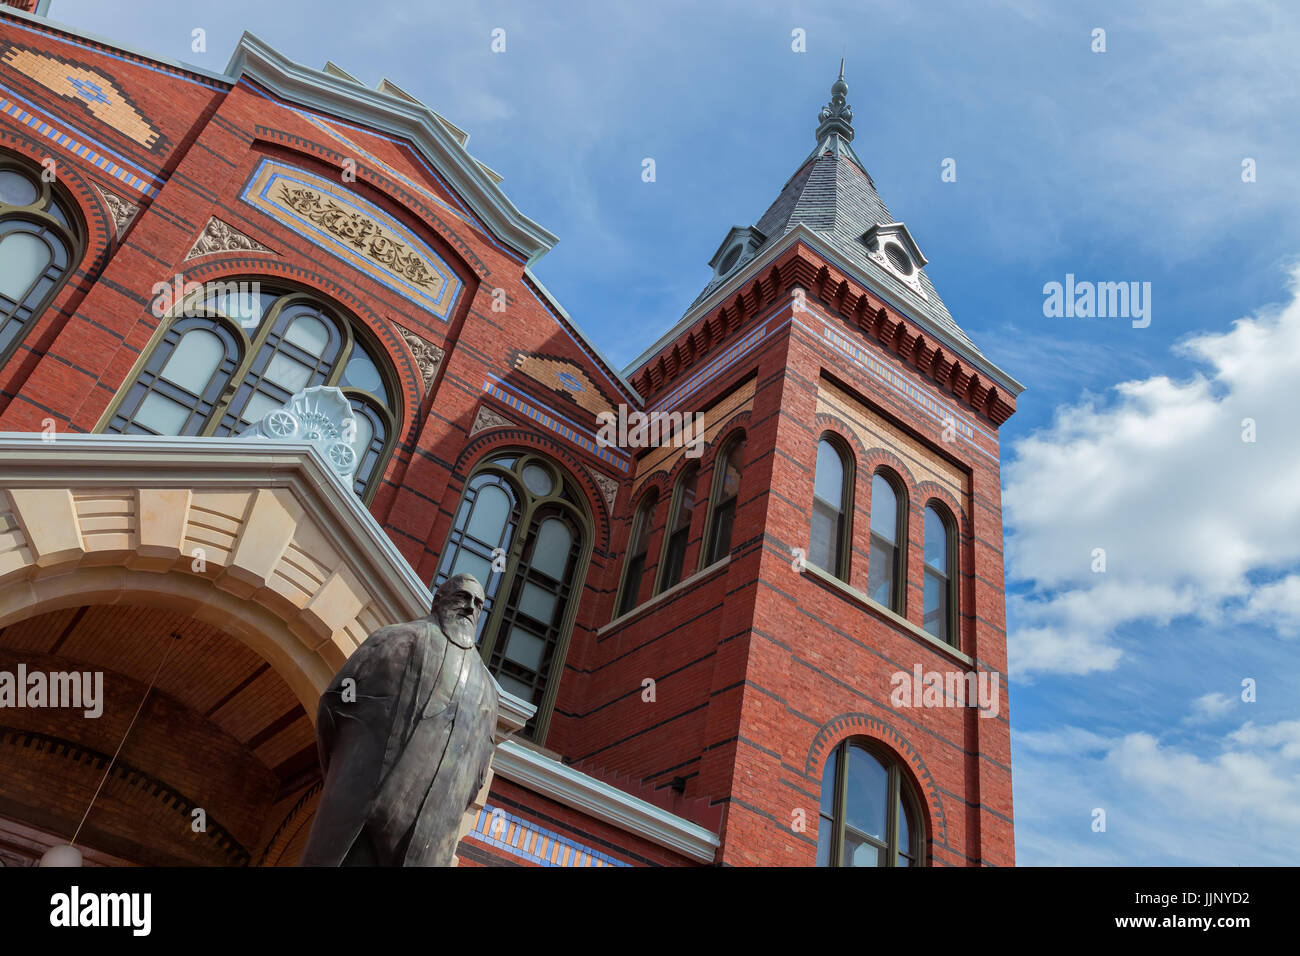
[469,405,516,437]
[397,326,445,391]
[238,386,359,481]
[587,468,618,512]
[91,182,138,239]
[185,217,273,260]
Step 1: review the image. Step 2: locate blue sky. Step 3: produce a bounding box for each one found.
[47,0,1300,864]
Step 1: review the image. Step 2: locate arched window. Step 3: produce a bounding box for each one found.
[810,436,851,578]
[704,434,746,566]
[434,451,590,741]
[0,155,81,366]
[657,463,699,592]
[817,739,923,867]
[867,470,906,612]
[616,489,658,616]
[923,503,957,646]
[103,283,399,501]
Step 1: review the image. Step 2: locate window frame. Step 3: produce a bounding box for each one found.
[434,448,593,743]
[98,281,400,504]
[614,488,658,617]
[817,737,925,867]
[0,154,83,369]
[702,432,746,569]
[809,434,853,580]
[922,500,960,648]
[655,462,700,594]
[867,468,908,614]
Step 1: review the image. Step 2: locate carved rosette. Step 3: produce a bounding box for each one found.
[186,217,273,260]
[91,182,139,239]
[587,468,618,512]
[237,386,359,482]
[397,326,445,392]
[469,406,516,437]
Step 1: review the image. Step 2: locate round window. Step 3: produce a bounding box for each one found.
[884,242,913,276]
[521,462,554,497]
[718,244,743,275]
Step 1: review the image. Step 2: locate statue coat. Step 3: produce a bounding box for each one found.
[299,618,498,866]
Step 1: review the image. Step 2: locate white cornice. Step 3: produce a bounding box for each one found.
[625,223,1025,397]
[0,433,536,737]
[224,32,559,265]
[492,740,720,863]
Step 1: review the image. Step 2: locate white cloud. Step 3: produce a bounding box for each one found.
[1186,692,1236,724]
[1004,263,1300,676]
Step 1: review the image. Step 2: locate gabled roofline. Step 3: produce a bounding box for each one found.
[863,222,927,268]
[225,32,559,265]
[624,223,1025,397]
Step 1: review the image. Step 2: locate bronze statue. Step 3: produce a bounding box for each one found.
[299,573,499,866]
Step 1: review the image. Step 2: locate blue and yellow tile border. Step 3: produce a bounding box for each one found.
[468,804,629,867]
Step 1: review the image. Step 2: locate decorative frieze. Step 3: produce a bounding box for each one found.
[469,405,516,437]
[397,327,445,392]
[90,182,138,239]
[185,217,272,260]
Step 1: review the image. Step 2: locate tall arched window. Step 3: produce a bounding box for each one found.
[103,282,399,501]
[0,155,81,366]
[434,451,590,741]
[817,739,923,867]
[657,463,699,592]
[867,470,906,612]
[616,489,658,616]
[923,503,957,646]
[810,436,851,579]
[704,434,746,566]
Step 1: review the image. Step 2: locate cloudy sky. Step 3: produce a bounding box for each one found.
[45,0,1300,864]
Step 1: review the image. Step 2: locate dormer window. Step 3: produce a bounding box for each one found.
[709,225,765,282]
[860,223,927,299]
[719,244,744,276]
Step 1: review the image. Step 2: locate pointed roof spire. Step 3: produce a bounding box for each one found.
[816,59,854,142]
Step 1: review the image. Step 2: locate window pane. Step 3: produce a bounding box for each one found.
[0,232,50,300]
[672,467,698,532]
[134,391,191,435]
[264,351,314,392]
[924,506,948,572]
[842,833,880,868]
[350,412,373,464]
[0,169,38,207]
[283,314,330,356]
[341,347,384,396]
[924,570,949,642]
[531,517,571,580]
[450,550,493,590]
[844,745,888,840]
[495,672,535,701]
[466,485,510,543]
[241,390,284,424]
[899,796,912,858]
[810,500,840,573]
[719,440,745,500]
[867,539,894,606]
[521,463,554,497]
[707,499,736,564]
[502,625,546,671]
[813,440,843,506]
[159,328,223,387]
[819,746,839,817]
[870,474,898,543]
[816,818,834,867]
[518,580,558,623]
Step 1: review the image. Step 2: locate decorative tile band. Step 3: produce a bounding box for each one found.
[468,803,630,867]
[648,304,788,415]
[482,376,631,473]
[0,90,161,196]
[240,157,463,320]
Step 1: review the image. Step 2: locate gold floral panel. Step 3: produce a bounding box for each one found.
[240,159,463,321]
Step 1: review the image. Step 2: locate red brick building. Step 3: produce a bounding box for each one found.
[0,0,1020,867]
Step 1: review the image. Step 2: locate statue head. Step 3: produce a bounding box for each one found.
[431,573,485,648]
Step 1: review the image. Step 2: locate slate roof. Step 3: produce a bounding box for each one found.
[683,69,984,360]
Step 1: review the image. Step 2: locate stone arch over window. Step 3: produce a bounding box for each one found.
[702,429,747,568]
[810,432,854,580]
[99,280,400,502]
[433,448,592,743]
[805,713,947,853]
[0,151,84,367]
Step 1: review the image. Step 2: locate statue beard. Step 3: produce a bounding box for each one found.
[436,607,478,648]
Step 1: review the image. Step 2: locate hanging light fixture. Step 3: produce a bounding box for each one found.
[38,634,180,867]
